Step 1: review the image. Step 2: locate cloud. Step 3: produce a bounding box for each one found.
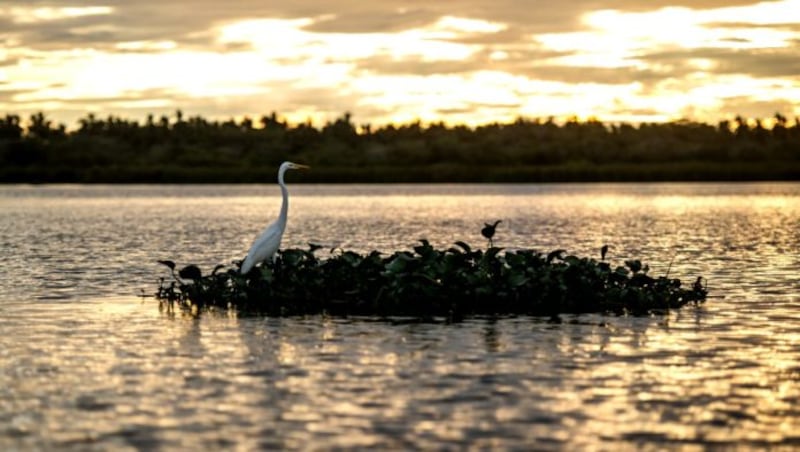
[354,52,491,76]
[354,48,666,85]
[715,96,798,119]
[523,65,668,85]
[705,21,800,31]
[0,1,599,51]
[1,0,799,125]
[4,0,792,51]
[301,8,436,33]
[0,56,21,68]
[640,46,800,78]
[0,87,36,104]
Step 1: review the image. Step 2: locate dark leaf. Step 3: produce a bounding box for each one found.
[547,249,566,263]
[484,247,503,260]
[625,260,642,273]
[385,255,408,273]
[259,266,274,283]
[157,260,176,270]
[178,265,202,281]
[280,249,305,266]
[507,273,529,287]
[414,240,434,257]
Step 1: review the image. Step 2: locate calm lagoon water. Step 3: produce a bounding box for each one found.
[1,182,799,449]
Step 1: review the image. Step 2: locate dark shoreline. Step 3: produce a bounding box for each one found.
[4,112,800,184]
[3,161,799,184]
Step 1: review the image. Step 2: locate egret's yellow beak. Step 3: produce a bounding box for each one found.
[294,164,310,170]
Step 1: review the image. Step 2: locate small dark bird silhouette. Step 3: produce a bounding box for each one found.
[601,245,609,261]
[481,220,502,247]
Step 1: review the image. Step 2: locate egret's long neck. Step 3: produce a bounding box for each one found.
[278,170,289,225]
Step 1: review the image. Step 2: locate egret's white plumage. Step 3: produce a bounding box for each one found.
[240,161,308,274]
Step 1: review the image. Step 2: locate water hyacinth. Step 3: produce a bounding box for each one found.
[156,240,708,319]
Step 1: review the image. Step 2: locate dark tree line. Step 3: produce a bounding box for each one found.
[1,111,799,182]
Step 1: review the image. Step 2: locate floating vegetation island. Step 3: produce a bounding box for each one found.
[156,240,707,319]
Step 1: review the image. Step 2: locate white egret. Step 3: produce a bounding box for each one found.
[240,161,309,274]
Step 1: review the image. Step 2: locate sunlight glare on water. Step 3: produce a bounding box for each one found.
[0,182,799,449]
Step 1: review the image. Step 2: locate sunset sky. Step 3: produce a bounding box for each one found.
[1,0,799,128]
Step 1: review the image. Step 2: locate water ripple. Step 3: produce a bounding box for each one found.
[1,183,799,449]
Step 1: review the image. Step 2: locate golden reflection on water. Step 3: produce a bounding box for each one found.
[2,183,800,449]
[2,294,800,449]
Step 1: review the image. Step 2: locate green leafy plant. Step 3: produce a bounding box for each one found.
[156,241,708,319]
